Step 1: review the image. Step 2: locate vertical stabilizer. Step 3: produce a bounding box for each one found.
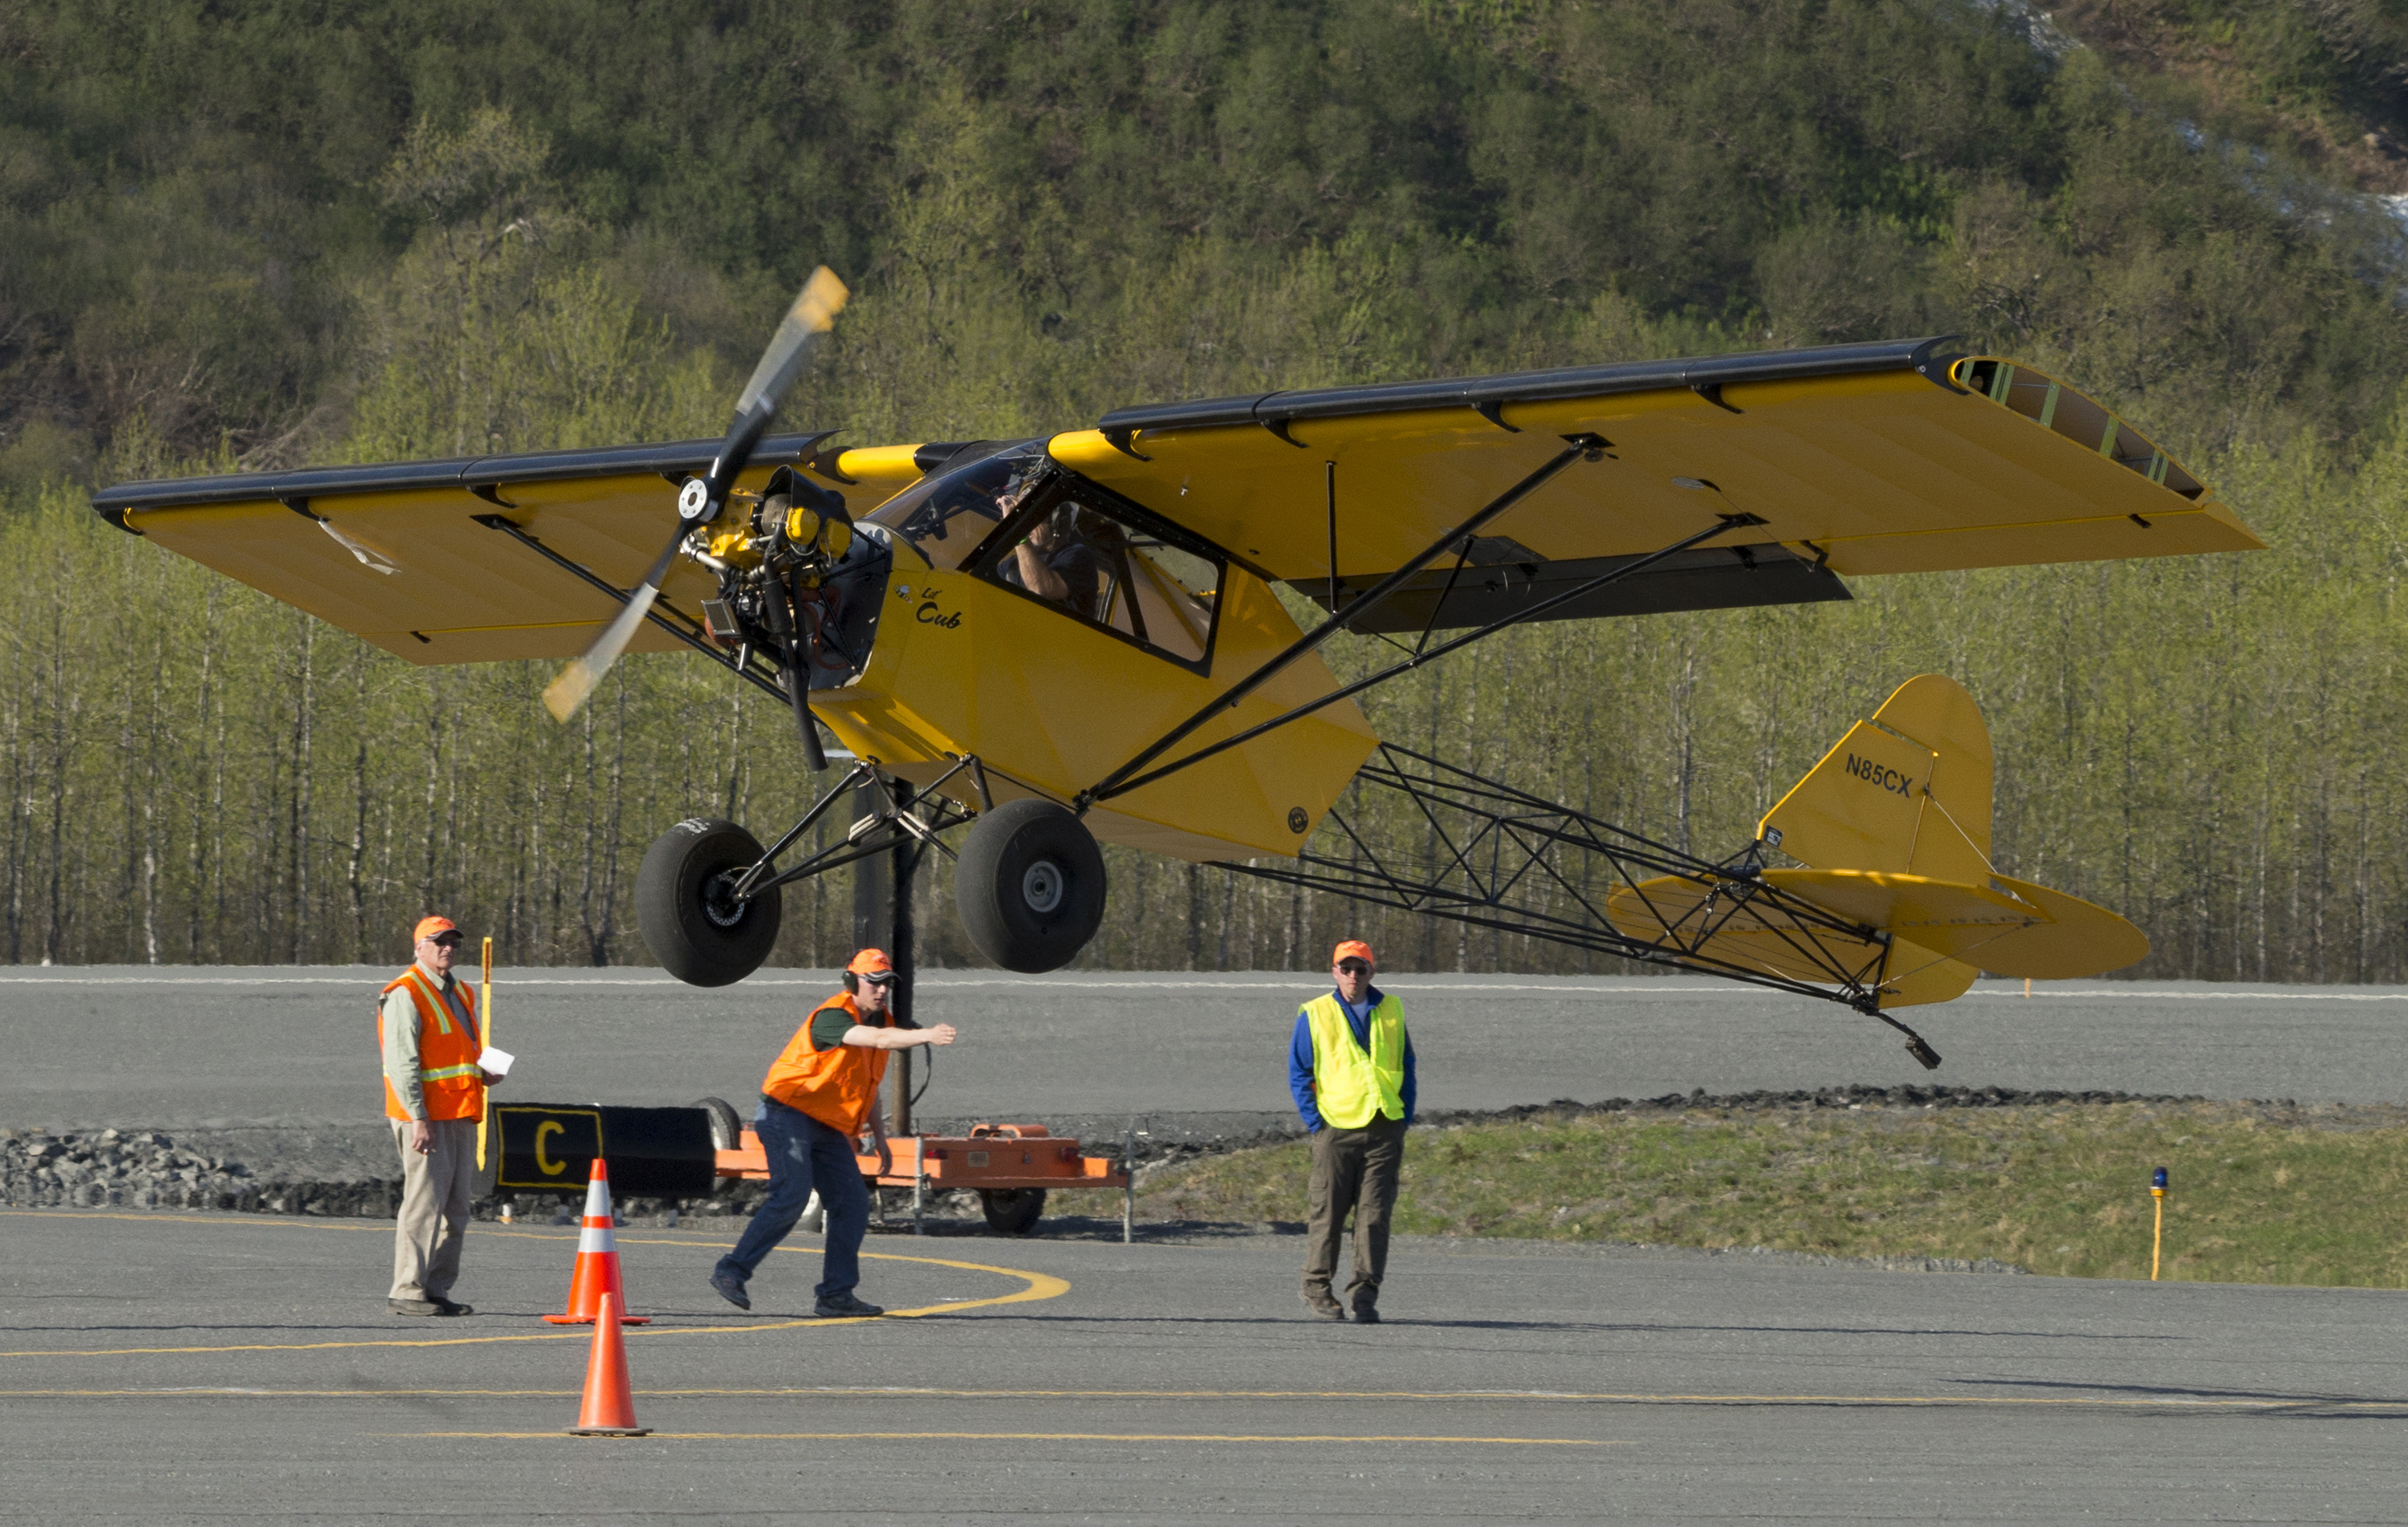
[1759,674,1994,883]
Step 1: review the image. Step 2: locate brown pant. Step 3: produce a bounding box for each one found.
[1303,1115,1405,1310]
[389,1117,478,1302]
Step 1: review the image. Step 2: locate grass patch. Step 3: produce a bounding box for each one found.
[1066,1100,2408,1287]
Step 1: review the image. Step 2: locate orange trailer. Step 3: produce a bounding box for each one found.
[715,1121,1132,1239]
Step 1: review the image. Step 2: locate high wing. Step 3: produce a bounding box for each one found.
[89,435,934,664]
[92,339,2260,664]
[1051,338,2264,632]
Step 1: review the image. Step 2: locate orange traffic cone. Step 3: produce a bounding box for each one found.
[543,1159,650,1326]
[567,1293,649,1437]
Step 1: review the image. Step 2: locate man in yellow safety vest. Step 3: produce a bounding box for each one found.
[379,915,502,1316]
[1289,939,1416,1323]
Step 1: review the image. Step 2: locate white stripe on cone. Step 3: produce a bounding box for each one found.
[577,1164,616,1253]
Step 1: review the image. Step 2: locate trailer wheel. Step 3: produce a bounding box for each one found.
[955,800,1106,973]
[637,818,780,987]
[690,1097,743,1152]
[979,1187,1047,1236]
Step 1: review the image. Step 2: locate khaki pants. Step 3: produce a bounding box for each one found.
[389,1116,478,1302]
[1303,1115,1405,1310]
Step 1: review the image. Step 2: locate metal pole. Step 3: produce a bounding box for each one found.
[891,782,917,1140]
[1122,1120,1135,1245]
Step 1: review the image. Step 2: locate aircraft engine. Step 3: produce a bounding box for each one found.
[694,465,893,767]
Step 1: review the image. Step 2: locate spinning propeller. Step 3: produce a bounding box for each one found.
[542,266,850,725]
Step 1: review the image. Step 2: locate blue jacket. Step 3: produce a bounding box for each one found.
[1288,985,1416,1132]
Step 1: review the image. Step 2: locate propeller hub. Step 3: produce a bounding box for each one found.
[677,478,714,523]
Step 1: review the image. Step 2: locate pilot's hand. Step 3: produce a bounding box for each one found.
[921,1024,958,1047]
[408,1119,434,1155]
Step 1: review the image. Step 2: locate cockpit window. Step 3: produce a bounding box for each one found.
[862,440,1049,571]
[971,473,1223,673]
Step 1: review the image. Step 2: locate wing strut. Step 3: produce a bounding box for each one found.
[1076,435,1609,811]
[1084,501,1763,808]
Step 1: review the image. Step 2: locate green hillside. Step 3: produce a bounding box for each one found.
[2,0,2406,978]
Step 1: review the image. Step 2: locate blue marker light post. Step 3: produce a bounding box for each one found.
[2150,1166,2169,1281]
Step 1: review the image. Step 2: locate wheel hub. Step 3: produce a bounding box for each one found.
[1020,859,1065,915]
[701,870,750,929]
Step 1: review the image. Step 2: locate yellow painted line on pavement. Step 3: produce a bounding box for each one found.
[2,1385,2394,1412]
[412,1430,1625,1445]
[0,1210,1066,1358]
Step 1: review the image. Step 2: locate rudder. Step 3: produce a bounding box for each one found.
[1759,674,1993,883]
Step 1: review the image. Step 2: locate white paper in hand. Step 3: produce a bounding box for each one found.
[478,1046,515,1078]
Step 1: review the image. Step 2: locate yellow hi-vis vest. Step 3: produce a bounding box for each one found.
[1302,991,1405,1129]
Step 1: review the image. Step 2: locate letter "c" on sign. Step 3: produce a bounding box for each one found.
[534,1119,565,1176]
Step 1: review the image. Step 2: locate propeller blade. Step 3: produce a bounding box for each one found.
[733,266,849,424]
[541,521,686,723]
[542,266,849,724]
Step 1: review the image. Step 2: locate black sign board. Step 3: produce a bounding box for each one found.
[492,1103,718,1200]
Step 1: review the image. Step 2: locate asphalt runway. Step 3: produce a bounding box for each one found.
[7,968,2408,1144]
[2,1207,2402,1522]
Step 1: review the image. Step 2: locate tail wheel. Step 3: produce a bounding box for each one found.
[954,799,1108,973]
[979,1187,1047,1236]
[637,818,781,987]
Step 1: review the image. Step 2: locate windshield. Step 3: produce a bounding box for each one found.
[864,440,1050,571]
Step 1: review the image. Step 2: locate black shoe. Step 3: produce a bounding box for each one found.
[429,1298,474,1317]
[1352,1302,1381,1325]
[388,1298,441,1317]
[814,1291,885,1318]
[711,1269,751,1310]
[1304,1293,1346,1321]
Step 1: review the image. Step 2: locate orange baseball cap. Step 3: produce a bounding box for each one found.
[1332,940,1375,969]
[413,916,462,944]
[846,948,896,976]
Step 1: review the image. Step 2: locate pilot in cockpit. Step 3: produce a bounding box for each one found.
[1003,499,1104,623]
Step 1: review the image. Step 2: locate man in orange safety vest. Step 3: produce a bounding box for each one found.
[379,915,502,1316]
[711,948,956,1318]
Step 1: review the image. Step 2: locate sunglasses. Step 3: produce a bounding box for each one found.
[430,934,464,948]
[1336,960,1370,975]
[859,972,898,985]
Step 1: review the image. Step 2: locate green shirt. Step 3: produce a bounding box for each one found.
[807,1001,902,1052]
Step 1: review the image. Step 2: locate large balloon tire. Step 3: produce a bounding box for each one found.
[637,818,781,987]
[954,799,1107,973]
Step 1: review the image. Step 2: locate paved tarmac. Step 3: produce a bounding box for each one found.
[2,1206,2402,1522]
[7,968,2408,1143]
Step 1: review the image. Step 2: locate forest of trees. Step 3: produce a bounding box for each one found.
[7,0,2408,977]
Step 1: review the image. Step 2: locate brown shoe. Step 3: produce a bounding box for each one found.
[388,1298,441,1317]
[1304,1292,1346,1321]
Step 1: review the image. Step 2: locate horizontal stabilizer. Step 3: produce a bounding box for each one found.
[1966,876,2150,979]
[1603,874,1976,1008]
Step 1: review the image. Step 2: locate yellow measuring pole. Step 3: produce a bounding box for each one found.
[478,936,494,1172]
[2150,1166,2168,1281]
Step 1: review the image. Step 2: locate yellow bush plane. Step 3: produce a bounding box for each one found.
[94,270,2262,1066]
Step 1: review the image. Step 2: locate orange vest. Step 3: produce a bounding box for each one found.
[761,992,889,1135]
[380,966,485,1123]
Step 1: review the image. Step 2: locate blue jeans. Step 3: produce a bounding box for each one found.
[716,1097,871,1301]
